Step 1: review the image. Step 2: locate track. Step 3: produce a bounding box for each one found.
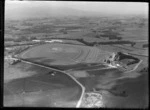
[20,43,91,65]
[85,47,100,63]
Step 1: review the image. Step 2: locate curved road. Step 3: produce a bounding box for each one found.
[7,57,85,108]
[5,56,142,107]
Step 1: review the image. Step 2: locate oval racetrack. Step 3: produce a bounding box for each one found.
[19,43,102,65]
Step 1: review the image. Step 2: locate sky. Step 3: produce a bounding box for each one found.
[5,1,148,19]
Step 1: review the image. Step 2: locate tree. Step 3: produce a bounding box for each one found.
[117,37,122,40]
[63,30,67,34]
[30,36,36,40]
[131,42,136,47]
[143,44,148,48]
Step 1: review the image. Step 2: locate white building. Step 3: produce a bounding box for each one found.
[104,52,121,67]
[32,40,41,42]
[45,39,63,43]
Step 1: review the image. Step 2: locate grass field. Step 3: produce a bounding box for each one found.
[4,61,82,107]
[19,43,110,66]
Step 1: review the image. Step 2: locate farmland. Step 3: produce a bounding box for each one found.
[4,4,148,108]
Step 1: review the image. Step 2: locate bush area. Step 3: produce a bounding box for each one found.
[94,27,123,40]
[4,38,14,41]
[21,25,82,34]
[143,44,148,48]
[140,67,148,73]
[5,41,45,47]
[76,38,135,46]
[14,46,30,55]
[21,25,55,34]
[115,52,140,66]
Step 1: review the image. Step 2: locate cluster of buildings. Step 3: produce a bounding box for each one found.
[5,55,20,65]
[81,92,104,108]
[104,51,140,69]
[32,39,63,43]
[104,52,122,68]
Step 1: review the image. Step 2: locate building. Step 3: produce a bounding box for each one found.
[104,52,121,67]
[32,40,41,42]
[5,56,20,65]
[45,40,63,43]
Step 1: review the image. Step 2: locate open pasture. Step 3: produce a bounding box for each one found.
[4,61,82,107]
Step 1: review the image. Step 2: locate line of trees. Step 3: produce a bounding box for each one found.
[76,38,136,46]
[43,37,136,47]
[143,44,148,48]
